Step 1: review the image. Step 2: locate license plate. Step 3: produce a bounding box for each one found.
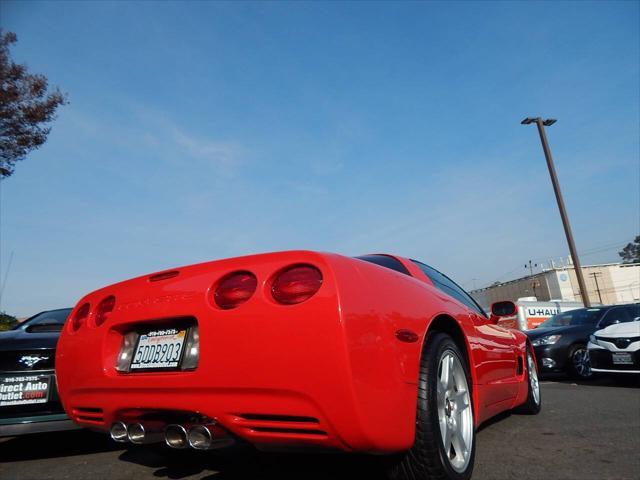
[130,328,187,370]
[0,374,51,407]
[612,352,633,365]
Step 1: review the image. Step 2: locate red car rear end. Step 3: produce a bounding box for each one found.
[56,251,420,453]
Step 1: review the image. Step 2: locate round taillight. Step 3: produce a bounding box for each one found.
[214,271,257,309]
[71,303,90,332]
[271,265,322,305]
[95,296,116,327]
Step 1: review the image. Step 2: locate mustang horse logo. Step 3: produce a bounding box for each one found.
[19,355,49,368]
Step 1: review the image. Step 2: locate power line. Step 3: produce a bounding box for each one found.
[529,239,630,262]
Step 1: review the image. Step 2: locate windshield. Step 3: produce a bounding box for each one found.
[16,308,72,330]
[538,308,604,328]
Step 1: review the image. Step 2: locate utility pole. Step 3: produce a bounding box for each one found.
[525,260,537,277]
[589,272,603,304]
[521,117,591,307]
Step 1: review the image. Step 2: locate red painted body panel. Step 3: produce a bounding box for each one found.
[56,251,531,453]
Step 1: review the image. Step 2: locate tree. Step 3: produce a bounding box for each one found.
[0,31,67,178]
[0,311,17,331]
[618,235,640,264]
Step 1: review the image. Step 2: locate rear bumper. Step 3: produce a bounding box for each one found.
[62,362,417,452]
[60,344,416,453]
[60,327,370,450]
[67,386,352,450]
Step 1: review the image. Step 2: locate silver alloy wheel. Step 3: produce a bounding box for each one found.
[436,350,473,473]
[527,352,540,405]
[572,347,592,378]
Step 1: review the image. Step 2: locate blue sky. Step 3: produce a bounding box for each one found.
[1,1,638,316]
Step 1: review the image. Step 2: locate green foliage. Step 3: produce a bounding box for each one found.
[0,311,17,331]
[618,236,640,264]
[0,30,68,178]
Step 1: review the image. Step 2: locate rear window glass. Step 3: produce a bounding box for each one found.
[18,308,72,329]
[411,260,486,316]
[355,255,410,275]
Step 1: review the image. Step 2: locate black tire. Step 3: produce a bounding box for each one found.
[387,332,475,480]
[568,344,593,380]
[514,347,542,415]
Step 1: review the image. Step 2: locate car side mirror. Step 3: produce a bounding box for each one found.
[489,301,517,323]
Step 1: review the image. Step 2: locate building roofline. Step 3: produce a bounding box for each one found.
[470,262,638,294]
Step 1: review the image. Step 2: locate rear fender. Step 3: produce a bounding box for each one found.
[330,256,473,451]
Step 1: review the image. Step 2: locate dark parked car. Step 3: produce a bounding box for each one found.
[526,304,638,379]
[0,308,78,436]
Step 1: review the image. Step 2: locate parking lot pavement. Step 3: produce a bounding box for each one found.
[1,378,638,480]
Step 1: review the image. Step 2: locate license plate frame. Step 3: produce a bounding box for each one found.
[0,374,51,407]
[612,352,633,365]
[129,327,189,372]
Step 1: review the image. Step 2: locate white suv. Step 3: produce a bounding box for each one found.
[588,304,640,374]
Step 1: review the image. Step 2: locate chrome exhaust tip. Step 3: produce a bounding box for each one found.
[127,423,146,444]
[187,424,235,450]
[110,421,129,443]
[188,425,212,450]
[165,424,188,449]
[128,423,165,444]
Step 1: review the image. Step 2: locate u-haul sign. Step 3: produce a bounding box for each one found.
[526,307,559,317]
[524,307,559,329]
[495,301,583,331]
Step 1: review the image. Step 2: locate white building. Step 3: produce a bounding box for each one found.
[470,262,640,307]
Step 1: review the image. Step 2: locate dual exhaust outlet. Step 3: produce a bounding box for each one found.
[110,421,233,450]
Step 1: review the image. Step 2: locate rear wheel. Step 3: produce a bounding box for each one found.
[568,344,592,379]
[515,348,541,415]
[388,332,475,480]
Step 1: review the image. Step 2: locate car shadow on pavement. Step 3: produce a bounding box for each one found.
[476,410,511,433]
[0,429,125,463]
[541,373,640,388]
[118,445,388,480]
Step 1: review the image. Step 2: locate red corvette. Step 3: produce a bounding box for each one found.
[56,251,540,479]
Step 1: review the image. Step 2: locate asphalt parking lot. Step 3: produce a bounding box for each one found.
[1,378,638,480]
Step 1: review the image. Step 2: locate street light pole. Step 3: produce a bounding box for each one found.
[521,117,591,307]
[526,260,538,298]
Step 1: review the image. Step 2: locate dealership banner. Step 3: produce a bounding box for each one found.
[0,374,51,406]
